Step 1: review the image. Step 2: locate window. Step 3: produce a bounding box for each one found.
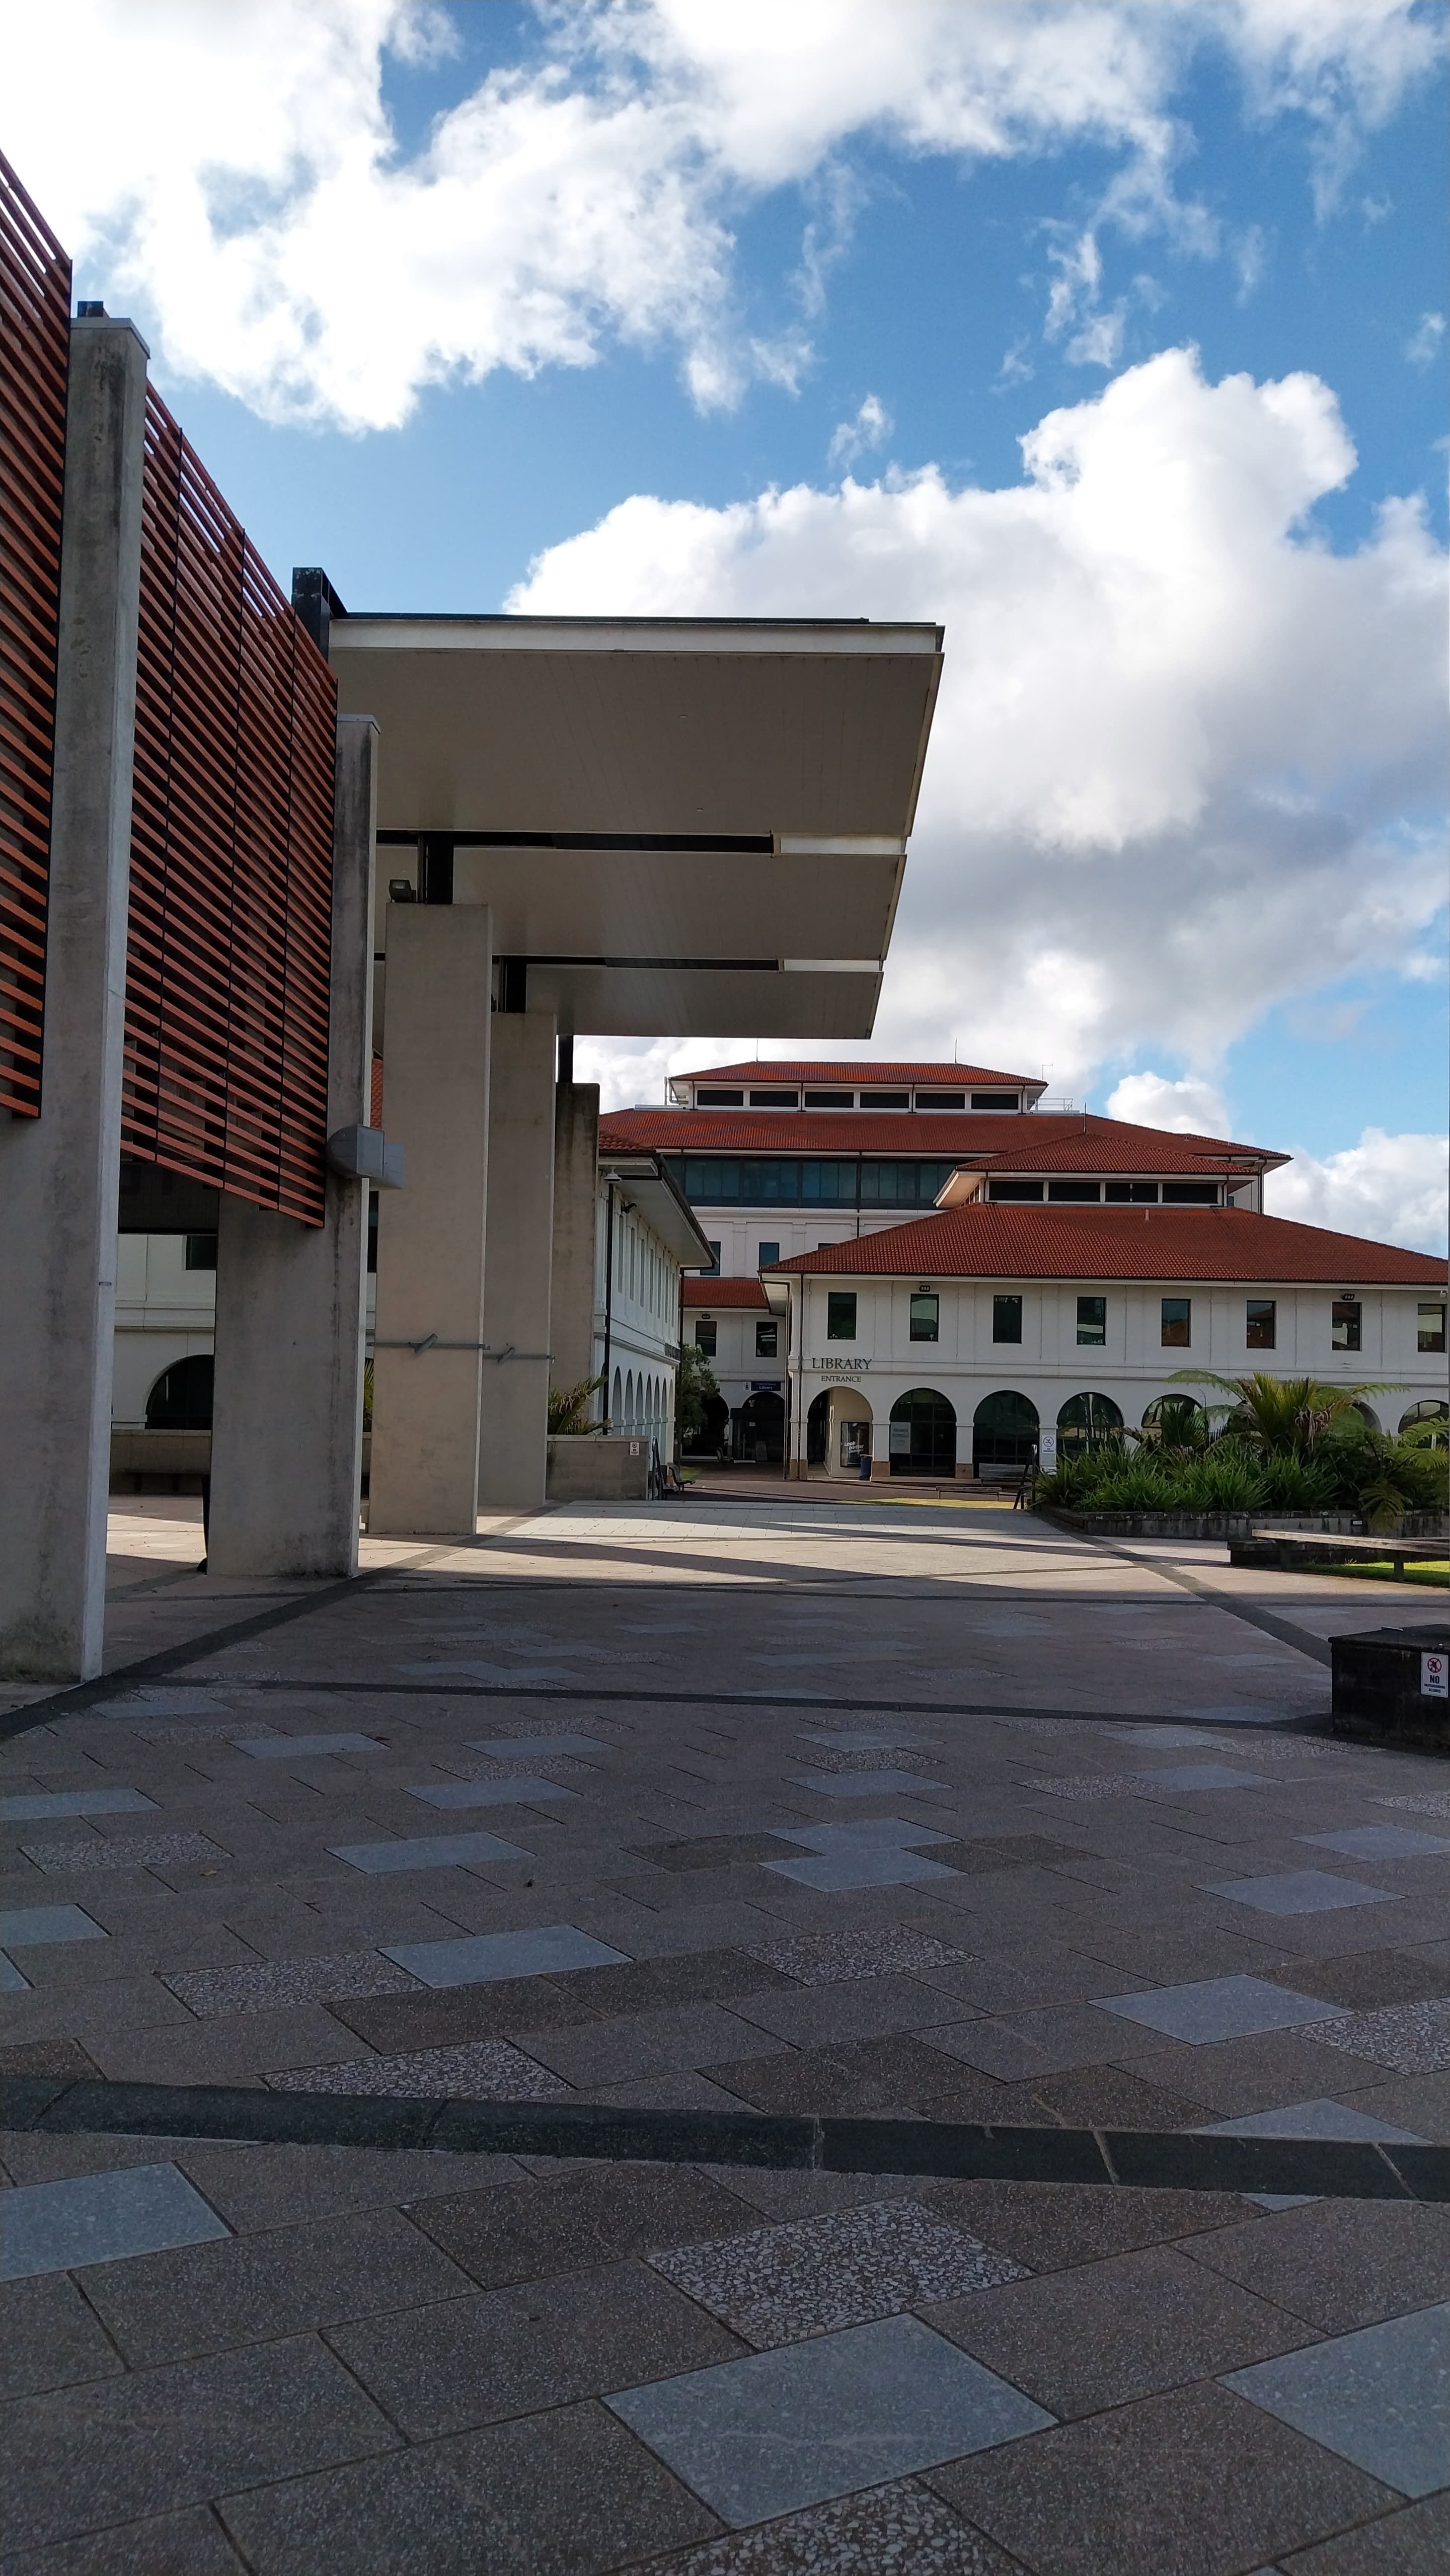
[803,1088,853,1107]
[909,1291,939,1343]
[702,1241,721,1277]
[1105,1181,1158,1203]
[993,1294,1022,1344]
[694,1317,717,1356]
[757,1241,780,1269]
[1077,1296,1107,1346]
[826,1291,857,1340]
[367,1193,378,1275]
[1246,1298,1276,1349]
[988,1181,1044,1203]
[184,1233,217,1270]
[1162,1182,1218,1205]
[1048,1181,1100,1203]
[1160,1297,1191,1348]
[1417,1303,1446,1353]
[696,1088,743,1105]
[1332,1298,1361,1353]
[755,1319,778,1358]
[971,1091,1018,1109]
[749,1088,798,1106]
[859,1088,909,1106]
[915,1089,966,1108]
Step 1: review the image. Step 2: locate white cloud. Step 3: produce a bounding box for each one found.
[4,1,1440,428]
[829,393,892,468]
[510,347,1446,1099]
[1406,311,1447,366]
[1265,1129,1448,1254]
[1105,1071,1232,1133]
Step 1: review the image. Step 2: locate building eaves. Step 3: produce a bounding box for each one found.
[765,1204,1446,1287]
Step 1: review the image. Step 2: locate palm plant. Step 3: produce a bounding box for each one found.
[1170,1371,1399,1455]
[547,1374,606,1435]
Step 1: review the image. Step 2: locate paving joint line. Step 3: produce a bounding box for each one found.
[0,2076,1442,2202]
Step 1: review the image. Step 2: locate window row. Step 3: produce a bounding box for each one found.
[988,1180,1220,1205]
[808,1293,1447,1351]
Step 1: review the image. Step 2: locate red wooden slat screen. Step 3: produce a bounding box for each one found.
[124,389,337,1224]
[0,152,70,1115]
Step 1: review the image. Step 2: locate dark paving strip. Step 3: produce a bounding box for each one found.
[3,2075,1443,2201]
[0,1537,525,1748]
[149,1675,1318,1733]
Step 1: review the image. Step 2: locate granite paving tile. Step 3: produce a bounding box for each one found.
[1094,1975,1346,2046]
[709,2037,1014,2122]
[1224,2305,1448,2498]
[233,1735,387,1761]
[1204,1873,1397,1917]
[1200,2097,1425,2146]
[1184,2200,1450,2337]
[0,2334,399,2556]
[0,2504,253,2573]
[929,2379,1401,2576]
[636,2475,1020,2573]
[379,1923,630,1986]
[1377,1791,1450,1819]
[164,2138,525,2231]
[1303,1828,1450,1862]
[163,1954,420,2019]
[743,1929,971,1985]
[466,1732,614,1759]
[2,2164,230,2281]
[0,1906,107,1949]
[921,2177,1250,2272]
[411,2161,753,2287]
[324,1977,590,2052]
[77,2205,474,2364]
[19,1836,230,1876]
[634,1837,816,1874]
[649,2199,1027,2349]
[786,1770,948,1799]
[929,2241,1309,2418]
[1002,2061,1213,2129]
[1112,2025,1418,2120]
[921,2002,1134,2081]
[0,2035,102,2081]
[764,1851,964,1894]
[515,2001,782,2087]
[269,2037,573,2099]
[0,1791,159,1822]
[82,2003,374,2087]
[325,1830,533,1874]
[607,2313,1053,2529]
[1313,2000,1450,2075]
[329,2259,745,2439]
[407,1777,579,1811]
[1277,2490,1450,2573]
[727,1974,970,2049]
[216,2398,720,2576]
[1279,1950,1450,2013]
[0,2271,127,2400]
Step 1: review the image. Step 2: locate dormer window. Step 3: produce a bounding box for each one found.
[914,1089,966,1108]
[803,1088,854,1107]
[696,1088,744,1106]
[749,1088,799,1106]
[971,1091,1018,1109]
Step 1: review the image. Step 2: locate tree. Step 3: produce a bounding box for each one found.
[676,1343,718,1448]
[1170,1371,1400,1456]
[548,1374,605,1435]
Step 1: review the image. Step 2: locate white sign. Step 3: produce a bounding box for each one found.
[1037,1428,1057,1471]
[1422,1652,1447,1701]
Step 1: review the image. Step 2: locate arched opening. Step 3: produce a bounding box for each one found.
[973,1389,1038,1474]
[1352,1400,1382,1434]
[624,1369,636,1432]
[1401,1399,1448,1445]
[737,1389,785,1466]
[889,1386,956,1477]
[145,1354,214,1429]
[1140,1394,1207,1448]
[806,1390,830,1467]
[1057,1392,1124,1457]
[611,1366,623,1430]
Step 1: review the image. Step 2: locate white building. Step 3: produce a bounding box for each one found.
[759,1200,1447,1479]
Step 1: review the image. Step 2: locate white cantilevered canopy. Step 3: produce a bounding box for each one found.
[600,1153,716,1271]
[329,614,943,1038]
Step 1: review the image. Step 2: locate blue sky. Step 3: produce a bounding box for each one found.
[12,1,1447,1242]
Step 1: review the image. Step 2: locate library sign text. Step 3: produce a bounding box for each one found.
[810,1357,871,1374]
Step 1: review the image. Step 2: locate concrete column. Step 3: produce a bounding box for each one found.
[206,717,378,1578]
[0,316,149,1681]
[550,1079,600,1400]
[478,1008,558,1509]
[368,905,492,1535]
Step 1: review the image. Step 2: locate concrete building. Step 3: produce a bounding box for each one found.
[758,1202,1448,1479]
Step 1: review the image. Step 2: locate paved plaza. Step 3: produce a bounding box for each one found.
[1,1490,1446,2572]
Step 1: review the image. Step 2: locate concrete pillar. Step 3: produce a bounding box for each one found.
[206,717,378,1577]
[0,316,149,1680]
[550,1079,600,1401]
[478,1008,558,1509]
[368,905,492,1535]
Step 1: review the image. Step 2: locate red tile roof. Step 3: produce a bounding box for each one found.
[677,1059,1044,1087]
[681,1278,769,1307]
[766,1204,1446,1286]
[600,1107,1285,1174]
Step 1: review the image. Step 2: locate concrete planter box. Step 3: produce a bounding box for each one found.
[1042,1507,1256,1541]
[1331,1625,1450,1751]
[110,1428,210,1491]
[546,1435,652,1502]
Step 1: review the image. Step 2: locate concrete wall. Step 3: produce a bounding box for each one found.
[478,1008,557,1510]
[547,1435,651,1501]
[0,316,149,1680]
[369,904,493,1536]
[550,1081,600,1398]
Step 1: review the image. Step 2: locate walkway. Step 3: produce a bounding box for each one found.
[1,1495,1446,2570]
